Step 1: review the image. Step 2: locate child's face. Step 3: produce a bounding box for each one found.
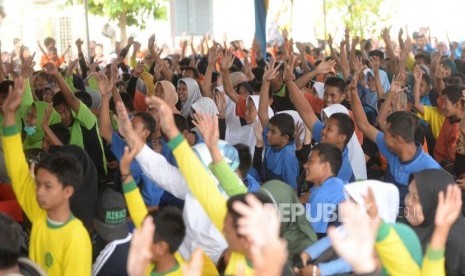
[303,150,325,183]
[154,83,165,99]
[266,124,286,147]
[420,79,430,96]
[367,75,376,91]
[320,118,344,148]
[43,88,55,103]
[441,95,460,118]
[35,76,48,90]
[25,105,38,127]
[404,180,425,226]
[35,168,73,211]
[244,99,257,125]
[323,86,345,107]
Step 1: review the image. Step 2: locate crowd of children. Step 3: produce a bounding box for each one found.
[0,25,465,276]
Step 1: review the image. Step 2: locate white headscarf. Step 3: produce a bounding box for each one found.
[248,95,274,122]
[322,104,367,180]
[277,110,305,142]
[344,180,399,223]
[191,97,219,116]
[178,78,202,117]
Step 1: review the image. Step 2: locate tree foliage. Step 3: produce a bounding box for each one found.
[327,0,389,37]
[67,0,167,29]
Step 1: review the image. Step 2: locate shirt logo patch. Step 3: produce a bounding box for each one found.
[44,252,53,268]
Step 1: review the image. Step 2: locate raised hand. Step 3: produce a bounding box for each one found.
[127,216,154,276]
[296,42,305,53]
[92,71,112,96]
[369,56,380,74]
[282,61,294,83]
[435,185,463,229]
[435,64,448,80]
[353,56,364,76]
[133,41,141,52]
[327,201,377,274]
[381,27,391,43]
[315,58,336,75]
[43,62,59,76]
[75,38,84,48]
[2,77,25,114]
[21,50,36,78]
[214,92,226,118]
[327,34,333,48]
[110,59,120,87]
[220,49,235,72]
[148,34,156,54]
[66,58,79,77]
[207,45,218,64]
[263,60,280,82]
[243,55,253,79]
[127,34,136,46]
[413,65,423,83]
[120,146,138,176]
[41,104,54,129]
[182,248,204,276]
[390,74,405,93]
[253,120,264,147]
[192,112,219,148]
[145,96,178,139]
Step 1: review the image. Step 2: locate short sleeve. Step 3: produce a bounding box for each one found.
[376,131,396,162]
[72,101,97,130]
[110,132,126,160]
[312,120,325,143]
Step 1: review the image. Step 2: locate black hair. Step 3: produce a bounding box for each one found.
[52,91,66,107]
[74,91,93,108]
[414,52,431,65]
[44,37,56,48]
[442,85,463,104]
[234,144,251,178]
[150,206,185,254]
[37,151,83,191]
[173,113,190,133]
[133,112,156,142]
[386,111,415,143]
[328,113,355,147]
[311,143,342,176]
[183,66,200,80]
[368,49,385,60]
[226,193,272,235]
[421,73,432,85]
[0,213,21,269]
[109,92,135,113]
[268,113,295,142]
[163,57,172,68]
[0,80,13,95]
[49,123,71,145]
[179,58,191,70]
[324,77,346,93]
[252,67,265,82]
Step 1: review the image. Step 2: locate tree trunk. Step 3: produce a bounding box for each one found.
[118,12,128,46]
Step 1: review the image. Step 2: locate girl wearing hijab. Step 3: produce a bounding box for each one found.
[321,104,367,180]
[23,101,61,149]
[176,78,201,117]
[406,169,465,275]
[150,80,180,114]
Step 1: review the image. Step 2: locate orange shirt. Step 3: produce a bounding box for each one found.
[434,119,460,163]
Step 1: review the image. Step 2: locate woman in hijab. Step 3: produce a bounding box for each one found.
[176,78,201,117]
[150,80,180,114]
[321,104,367,180]
[23,101,61,149]
[406,169,465,275]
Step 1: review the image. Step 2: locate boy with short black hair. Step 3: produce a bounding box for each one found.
[303,143,345,236]
[120,144,186,275]
[2,77,92,274]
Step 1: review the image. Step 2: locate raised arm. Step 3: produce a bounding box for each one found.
[220,49,239,103]
[43,62,81,112]
[413,65,425,115]
[349,59,379,142]
[397,36,412,78]
[377,74,405,131]
[41,104,64,146]
[349,36,360,74]
[294,58,336,89]
[381,27,398,75]
[258,61,280,128]
[369,56,385,99]
[37,40,47,56]
[286,63,319,131]
[201,46,218,98]
[339,40,350,81]
[94,72,114,144]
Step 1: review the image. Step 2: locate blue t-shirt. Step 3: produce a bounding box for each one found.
[312,121,355,183]
[263,126,299,189]
[307,177,345,233]
[245,173,261,192]
[111,132,164,206]
[376,131,441,204]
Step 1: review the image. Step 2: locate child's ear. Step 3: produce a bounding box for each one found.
[158,241,171,255]
[63,186,74,199]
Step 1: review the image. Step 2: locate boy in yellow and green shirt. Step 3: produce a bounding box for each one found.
[1,77,91,275]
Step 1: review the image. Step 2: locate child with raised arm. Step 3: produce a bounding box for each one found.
[2,77,91,275]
